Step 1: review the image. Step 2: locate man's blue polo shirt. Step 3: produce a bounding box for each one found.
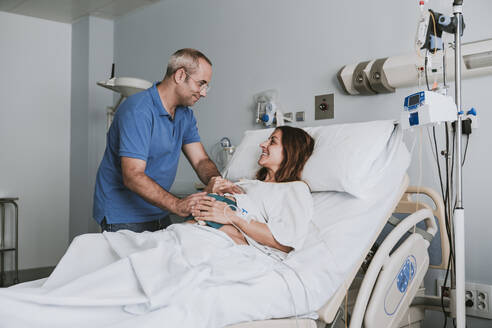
[93,82,201,224]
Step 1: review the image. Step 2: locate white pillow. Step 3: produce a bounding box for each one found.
[222,120,397,197]
[223,128,273,181]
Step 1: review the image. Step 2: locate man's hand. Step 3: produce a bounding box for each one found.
[173,192,207,217]
[204,176,244,195]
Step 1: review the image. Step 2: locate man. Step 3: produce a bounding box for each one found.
[93,48,238,233]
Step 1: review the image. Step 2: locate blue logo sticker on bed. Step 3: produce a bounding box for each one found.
[384,255,417,316]
[397,257,416,293]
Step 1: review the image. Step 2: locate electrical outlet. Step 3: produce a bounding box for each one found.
[437,279,492,319]
[295,111,305,122]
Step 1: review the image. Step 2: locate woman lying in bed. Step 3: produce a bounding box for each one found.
[190,125,315,257]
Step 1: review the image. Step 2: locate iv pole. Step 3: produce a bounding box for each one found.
[418,1,466,325]
[451,0,465,327]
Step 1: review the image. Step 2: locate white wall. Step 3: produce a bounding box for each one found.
[70,16,114,241]
[70,17,90,242]
[113,1,492,327]
[0,11,71,270]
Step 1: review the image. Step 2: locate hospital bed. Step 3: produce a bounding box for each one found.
[0,120,448,328]
[229,178,447,328]
[224,121,448,328]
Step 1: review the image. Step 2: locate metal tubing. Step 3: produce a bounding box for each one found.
[412,295,450,308]
[453,6,466,328]
[455,13,463,209]
[446,123,456,292]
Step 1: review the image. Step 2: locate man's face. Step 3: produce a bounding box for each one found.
[178,58,212,107]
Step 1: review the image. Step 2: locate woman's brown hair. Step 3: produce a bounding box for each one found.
[256,126,315,182]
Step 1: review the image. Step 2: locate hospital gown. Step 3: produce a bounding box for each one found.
[233,180,313,259]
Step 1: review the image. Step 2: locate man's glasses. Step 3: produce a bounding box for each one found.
[185,71,211,93]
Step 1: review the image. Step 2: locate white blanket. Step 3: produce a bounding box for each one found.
[0,208,314,327]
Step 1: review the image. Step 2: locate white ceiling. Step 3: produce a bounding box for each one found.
[0,0,161,23]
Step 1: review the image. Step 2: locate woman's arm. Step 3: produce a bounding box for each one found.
[230,215,293,253]
[193,196,292,253]
[219,224,248,245]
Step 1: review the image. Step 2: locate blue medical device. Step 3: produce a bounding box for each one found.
[404,91,426,111]
[401,91,457,129]
[403,92,426,127]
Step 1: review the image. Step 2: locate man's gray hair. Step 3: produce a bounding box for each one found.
[164,48,212,78]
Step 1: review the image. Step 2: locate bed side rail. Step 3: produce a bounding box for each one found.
[349,208,437,328]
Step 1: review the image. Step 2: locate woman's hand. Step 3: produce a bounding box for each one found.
[204,177,244,195]
[192,196,236,224]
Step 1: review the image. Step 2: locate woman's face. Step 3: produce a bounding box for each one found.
[258,129,284,171]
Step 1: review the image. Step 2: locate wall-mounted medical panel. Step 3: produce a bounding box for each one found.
[338,38,492,95]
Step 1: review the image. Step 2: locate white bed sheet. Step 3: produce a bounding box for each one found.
[0,133,409,328]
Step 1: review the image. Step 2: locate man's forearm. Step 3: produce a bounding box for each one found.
[124,172,179,213]
[195,158,221,185]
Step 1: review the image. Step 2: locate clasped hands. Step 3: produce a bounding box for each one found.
[204,176,243,195]
[174,176,242,218]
